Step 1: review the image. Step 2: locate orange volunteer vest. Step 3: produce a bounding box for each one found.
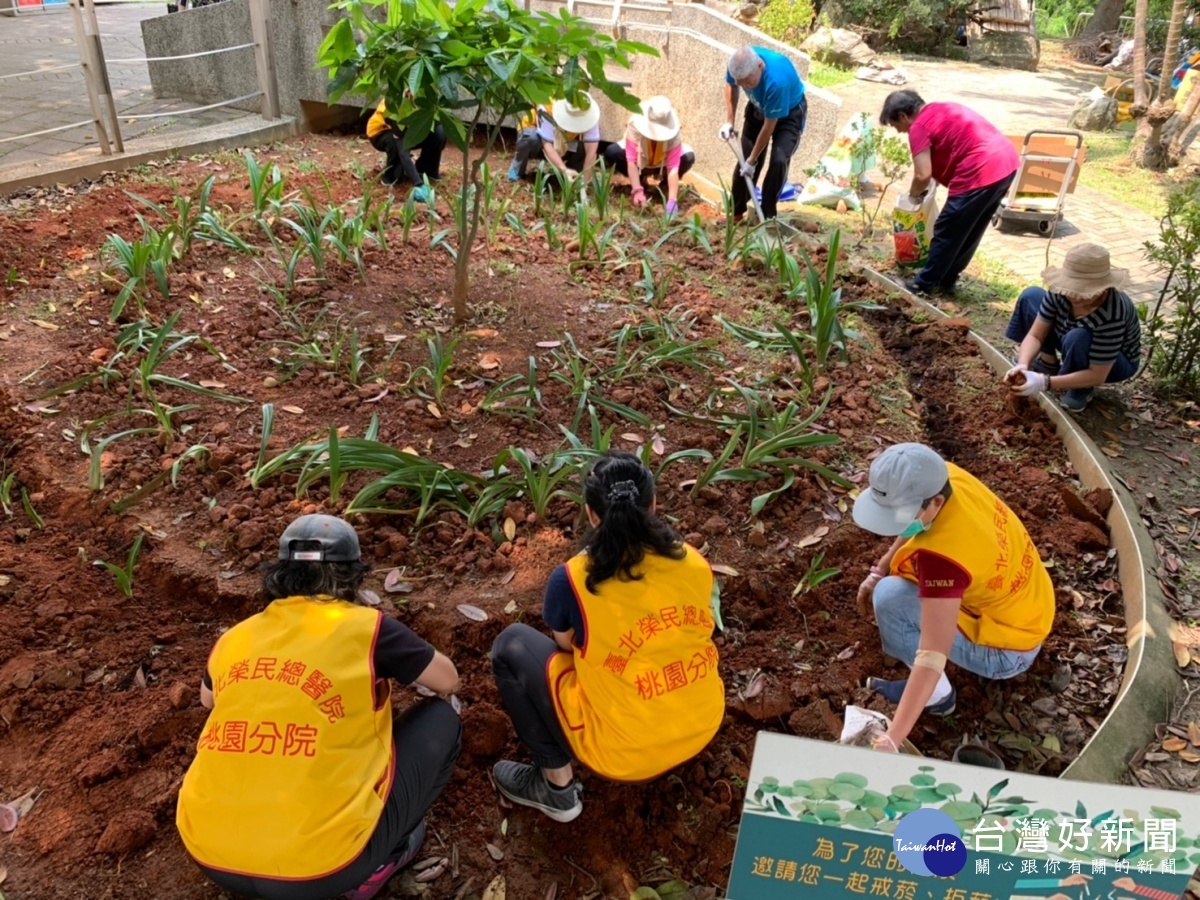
[366,101,389,139]
[547,545,724,782]
[891,463,1055,651]
[177,596,393,880]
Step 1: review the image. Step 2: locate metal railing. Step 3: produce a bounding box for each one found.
[0,0,278,163]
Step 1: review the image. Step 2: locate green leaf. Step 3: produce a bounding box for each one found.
[630,889,661,900]
[834,772,868,788]
[771,796,791,817]
[655,882,689,900]
[859,790,888,809]
[914,788,943,804]
[909,774,936,787]
[844,809,876,829]
[791,780,814,798]
[986,778,1009,799]
[889,785,916,801]
[935,783,962,797]
[813,803,843,823]
[829,783,865,802]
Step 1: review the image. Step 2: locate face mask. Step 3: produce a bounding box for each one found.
[899,518,930,539]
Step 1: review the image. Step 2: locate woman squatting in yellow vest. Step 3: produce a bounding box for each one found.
[176,514,461,900]
[850,444,1055,753]
[489,451,726,822]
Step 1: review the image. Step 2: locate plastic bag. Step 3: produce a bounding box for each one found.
[892,187,939,267]
[799,114,874,211]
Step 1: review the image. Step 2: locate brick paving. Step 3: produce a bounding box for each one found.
[824,57,1165,305]
[0,4,252,172]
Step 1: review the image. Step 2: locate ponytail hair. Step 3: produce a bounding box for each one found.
[581,451,684,593]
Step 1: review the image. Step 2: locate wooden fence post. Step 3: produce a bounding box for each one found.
[249,0,281,119]
[68,0,112,155]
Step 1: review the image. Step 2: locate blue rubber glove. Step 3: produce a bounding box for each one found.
[412,185,432,204]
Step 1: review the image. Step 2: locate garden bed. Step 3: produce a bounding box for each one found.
[0,134,1128,899]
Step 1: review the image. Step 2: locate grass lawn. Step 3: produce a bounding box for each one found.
[1080,130,1173,219]
[806,60,857,89]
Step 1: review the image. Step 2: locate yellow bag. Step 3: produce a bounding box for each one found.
[892,187,939,268]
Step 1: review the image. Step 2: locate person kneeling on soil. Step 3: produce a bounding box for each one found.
[176,514,461,900]
[489,451,725,822]
[852,444,1054,753]
[601,95,695,216]
[1003,243,1142,413]
[507,94,600,184]
[366,99,444,201]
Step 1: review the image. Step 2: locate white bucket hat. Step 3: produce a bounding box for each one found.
[550,92,600,134]
[630,95,680,142]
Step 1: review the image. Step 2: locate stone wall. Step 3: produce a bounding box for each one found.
[141,0,840,187]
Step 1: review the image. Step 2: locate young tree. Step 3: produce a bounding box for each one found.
[1130,0,1188,168]
[318,0,654,322]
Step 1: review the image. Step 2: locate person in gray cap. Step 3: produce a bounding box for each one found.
[851,444,1055,753]
[177,514,461,900]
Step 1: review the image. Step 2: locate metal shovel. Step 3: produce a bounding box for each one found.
[723,131,805,243]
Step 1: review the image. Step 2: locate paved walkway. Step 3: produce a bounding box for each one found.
[0,3,251,171]
[825,58,1165,304]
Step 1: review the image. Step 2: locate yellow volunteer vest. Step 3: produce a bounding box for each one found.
[517,105,548,131]
[547,546,725,782]
[366,101,389,139]
[177,596,393,879]
[891,463,1054,651]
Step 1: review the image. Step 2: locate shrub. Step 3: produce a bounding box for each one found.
[1143,181,1200,398]
[757,0,815,46]
[820,0,972,53]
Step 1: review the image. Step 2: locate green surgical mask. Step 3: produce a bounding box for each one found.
[899,518,930,539]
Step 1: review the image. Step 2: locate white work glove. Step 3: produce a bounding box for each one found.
[1012,370,1048,397]
[719,122,734,141]
[740,160,756,178]
[856,569,884,617]
[1003,363,1028,383]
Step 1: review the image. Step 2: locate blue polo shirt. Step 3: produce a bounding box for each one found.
[725,46,805,119]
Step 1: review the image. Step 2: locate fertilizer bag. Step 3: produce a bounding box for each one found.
[892,187,938,267]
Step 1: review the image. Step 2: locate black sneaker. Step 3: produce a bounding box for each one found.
[493,761,583,823]
[902,275,932,297]
[381,170,399,187]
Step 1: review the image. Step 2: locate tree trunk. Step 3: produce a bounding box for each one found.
[1080,0,1123,37]
[1155,0,1186,106]
[1168,81,1200,165]
[1128,0,1154,162]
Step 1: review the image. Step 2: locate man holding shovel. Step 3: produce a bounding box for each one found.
[720,45,807,222]
[851,444,1054,753]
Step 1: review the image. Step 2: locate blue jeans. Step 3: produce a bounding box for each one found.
[1004,287,1138,381]
[913,173,1015,292]
[872,576,1040,681]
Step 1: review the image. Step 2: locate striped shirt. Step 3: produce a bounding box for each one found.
[1037,289,1141,366]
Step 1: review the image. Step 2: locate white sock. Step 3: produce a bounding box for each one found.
[927,673,952,705]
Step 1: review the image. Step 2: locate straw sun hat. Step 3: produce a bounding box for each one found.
[550,93,600,134]
[630,95,681,142]
[1042,243,1128,296]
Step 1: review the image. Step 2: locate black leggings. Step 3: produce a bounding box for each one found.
[197,699,461,900]
[491,623,573,769]
[369,124,445,186]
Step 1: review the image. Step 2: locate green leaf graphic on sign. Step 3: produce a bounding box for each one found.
[829,783,865,802]
[845,809,876,829]
[1076,800,1088,818]
[1151,805,1182,820]
[940,800,984,824]
[987,778,1009,799]
[890,785,916,801]
[835,773,869,788]
[910,774,936,787]
[914,788,943,804]
[860,790,889,809]
[935,783,961,798]
[792,780,814,798]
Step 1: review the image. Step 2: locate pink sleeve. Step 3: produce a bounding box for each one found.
[908,118,931,157]
[625,127,638,165]
[665,143,683,172]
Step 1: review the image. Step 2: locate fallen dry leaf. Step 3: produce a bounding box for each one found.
[478,353,501,371]
[1188,720,1200,747]
[711,564,740,577]
[1174,641,1193,668]
[1163,736,1188,752]
[620,432,643,443]
[383,569,414,593]
[503,599,518,615]
[426,402,442,419]
[357,589,382,607]
[652,435,666,456]
[499,570,516,585]
[796,526,830,549]
[503,517,516,541]
[198,380,227,389]
[222,266,236,280]
[30,319,59,331]
[1180,749,1200,763]
[467,328,500,338]
[836,642,859,661]
[483,875,506,900]
[486,842,504,861]
[457,604,489,622]
[134,666,147,689]
[280,405,304,415]
[536,340,562,348]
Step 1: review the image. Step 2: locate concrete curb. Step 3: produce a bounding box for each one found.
[0,115,298,198]
[859,265,1176,784]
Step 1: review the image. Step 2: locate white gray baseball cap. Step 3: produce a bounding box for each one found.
[278,514,361,562]
[852,443,949,536]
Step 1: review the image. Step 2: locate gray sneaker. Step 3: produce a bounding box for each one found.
[493,761,583,823]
